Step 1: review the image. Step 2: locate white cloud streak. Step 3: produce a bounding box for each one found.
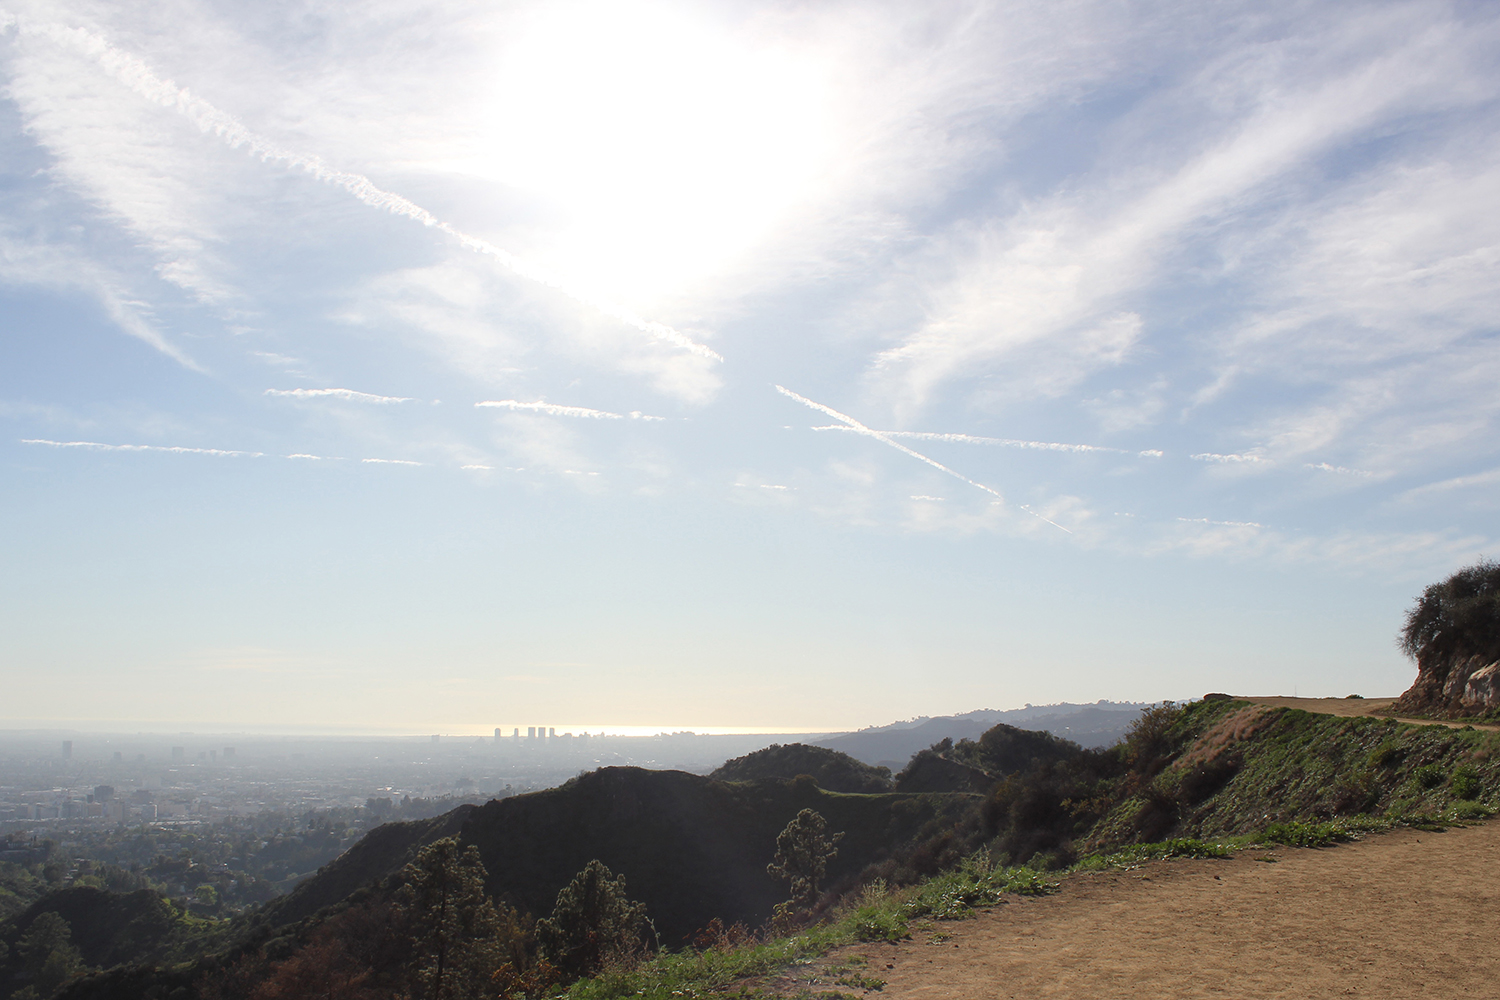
[775,385,1005,500]
[14,15,721,363]
[811,424,1143,455]
[22,438,260,457]
[360,458,423,466]
[265,388,415,404]
[1191,452,1270,464]
[475,400,666,421]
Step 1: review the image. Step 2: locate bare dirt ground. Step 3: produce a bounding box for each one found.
[1238,695,1500,731]
[804,821,1500,999]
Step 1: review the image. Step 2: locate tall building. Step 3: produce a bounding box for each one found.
[494,728,502,740]
[527,727,536,739]
[548,727,556,738]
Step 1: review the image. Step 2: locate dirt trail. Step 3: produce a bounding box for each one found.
[1237,695,1500,731]
[817,822,1500,999]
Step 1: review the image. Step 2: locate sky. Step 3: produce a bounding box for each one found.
[1,0,1497,733]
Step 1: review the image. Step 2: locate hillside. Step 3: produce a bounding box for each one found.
[710,744,893,792]
[244,768,982,948]
[816,702,1144,765]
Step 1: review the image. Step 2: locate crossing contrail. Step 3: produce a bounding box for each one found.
[775,386,1073,533]
[18,16,721,362]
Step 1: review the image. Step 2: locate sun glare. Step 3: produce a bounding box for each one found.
[476,0,831,305]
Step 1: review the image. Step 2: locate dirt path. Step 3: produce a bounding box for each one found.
[1237,695,1500,731]
[813,821,1500,999]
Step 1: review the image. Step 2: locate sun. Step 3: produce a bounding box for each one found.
[470,0,832,307]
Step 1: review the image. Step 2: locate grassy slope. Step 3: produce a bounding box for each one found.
[563,700,1500,999]
[1088,699,1499,848]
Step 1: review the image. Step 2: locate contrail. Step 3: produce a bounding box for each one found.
[19,16,721,362]
[476,400,665,420]
[1176,516,1264,528]
[1191,451,1269,464]
[22,438,262,457]
[774,386,1003,500]
[776,387,1074,533]
[266,388,415,404]
[810,425,1152,456]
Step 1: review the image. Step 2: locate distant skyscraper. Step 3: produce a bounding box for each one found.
[548,727,556,738]
[527,727,536,739]
[431,734,440,743]
[494,728,502,741]
[512,728,519,739]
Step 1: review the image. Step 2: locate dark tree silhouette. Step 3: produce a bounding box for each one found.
[1400,559,1500,668]
[767,808,843,908]
[397,838,505,1000]
[535,860,648,979]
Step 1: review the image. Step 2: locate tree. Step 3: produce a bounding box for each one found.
[397,838,504,1000]
[1400,559,1500,669]
[535,860,649,979]
[16,911,86,998]
[767,808,843,909]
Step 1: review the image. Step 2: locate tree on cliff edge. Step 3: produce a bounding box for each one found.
[1400,559,1500,669]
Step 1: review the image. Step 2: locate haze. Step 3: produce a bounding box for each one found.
[3,0,1497,733]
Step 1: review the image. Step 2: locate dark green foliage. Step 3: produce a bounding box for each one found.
[0,886,221,998]
[536,861,648,980]
[398,837,508,1000]
[14,912,86,998]
[1257,821,1350,848]
[1450,766,1482,800]
[947,724,1082,776]
[711,746,893,793]
[1400,559,1500,666]
[892,752,993,794]
[767,811,843,909]
[1415,764,1445,789]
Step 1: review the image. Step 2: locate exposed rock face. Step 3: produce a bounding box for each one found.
[1393,653,1500,717]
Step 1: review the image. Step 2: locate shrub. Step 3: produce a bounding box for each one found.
[1415,764,1445,789]
[1450,766,1482,800]
[1257,821,1347,848]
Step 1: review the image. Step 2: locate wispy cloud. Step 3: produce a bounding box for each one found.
[361,458,422,466]
[1398,467,1500,503]
[475,399,664,421]
[1176,516,1264,529]
[22,438,260,457]
[1191,452,1270,465]
[17,15,721,363]
[1304,462,1375,477]
[265,388,415,404]
[811,425,1144,456]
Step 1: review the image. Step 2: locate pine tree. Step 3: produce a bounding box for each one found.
[767,808,843,909]
[535,860,648,979]
[397,838,503,1000]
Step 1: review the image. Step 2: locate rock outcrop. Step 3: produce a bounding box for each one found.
[1393,653,1500,718]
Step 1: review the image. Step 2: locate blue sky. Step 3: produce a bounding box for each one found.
[2,0,1497,732]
